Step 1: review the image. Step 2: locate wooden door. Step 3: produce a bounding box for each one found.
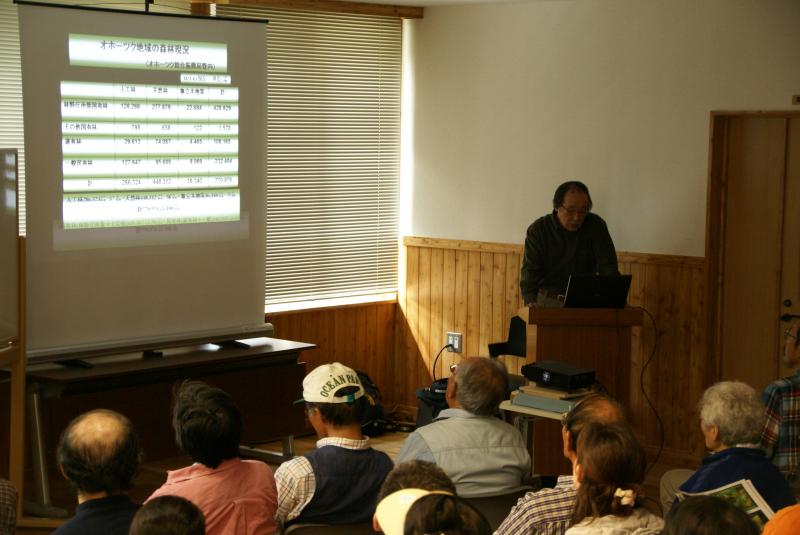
[782,118,800,362]
[709,114,800,391]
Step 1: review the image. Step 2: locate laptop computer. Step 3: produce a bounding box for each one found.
[563,274,632,309]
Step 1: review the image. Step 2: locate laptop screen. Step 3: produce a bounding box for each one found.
[563,274,632,309]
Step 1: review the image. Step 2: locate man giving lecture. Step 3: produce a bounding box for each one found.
[520,180,618,306]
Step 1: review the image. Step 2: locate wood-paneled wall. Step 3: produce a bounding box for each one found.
[266,301,398,401]
[618,252,709,465]
[394,237,524,403]
[397,237,709,465]
[265,238,710,465]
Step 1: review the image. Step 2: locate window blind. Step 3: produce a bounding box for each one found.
[0,0,24,235]
[217,5,401,309]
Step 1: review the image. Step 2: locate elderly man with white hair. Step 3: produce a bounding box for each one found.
[661,381,796,514]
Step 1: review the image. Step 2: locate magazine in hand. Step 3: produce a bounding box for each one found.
[676,479,774,530]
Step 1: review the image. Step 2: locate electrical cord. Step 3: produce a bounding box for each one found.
[383,343,454,434]
[432,343,454,381]
[638,305,664,475]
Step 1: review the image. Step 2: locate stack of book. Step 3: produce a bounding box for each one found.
[518,384,591,399]
[510,383,591,413]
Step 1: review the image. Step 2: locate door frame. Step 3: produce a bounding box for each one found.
[705,111,800,383]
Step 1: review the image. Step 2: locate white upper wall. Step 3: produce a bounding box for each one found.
[402,0,800,256]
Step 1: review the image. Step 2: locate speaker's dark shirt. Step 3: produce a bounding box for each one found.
[520,211,618,304]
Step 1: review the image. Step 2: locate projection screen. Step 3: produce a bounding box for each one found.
[18,2,268,362]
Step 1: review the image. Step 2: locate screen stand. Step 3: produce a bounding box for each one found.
[216,339,251,349]
[57,359,93,369]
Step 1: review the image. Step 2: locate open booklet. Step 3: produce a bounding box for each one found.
[676,479,774,531]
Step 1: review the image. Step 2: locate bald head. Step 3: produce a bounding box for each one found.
[563,393,627,453]
[453,357,509,416]
[69,409,129,452]
[58,409,141,495]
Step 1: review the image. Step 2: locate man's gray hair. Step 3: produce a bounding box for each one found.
[698,381,765,446]
[455,357,508,416]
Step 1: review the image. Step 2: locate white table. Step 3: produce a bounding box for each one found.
[499,399,568,476]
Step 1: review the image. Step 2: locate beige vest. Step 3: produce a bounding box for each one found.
[416,409,531,497]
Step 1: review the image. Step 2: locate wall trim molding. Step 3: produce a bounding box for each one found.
[616,252,706,267]
[403,235,706,267]
[403,236,521,254]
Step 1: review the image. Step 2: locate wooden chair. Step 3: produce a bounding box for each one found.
[488,314,528,393]
[463,487,533,531]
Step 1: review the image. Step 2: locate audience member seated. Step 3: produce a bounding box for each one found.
[373,460,456,532]
[662,495,757,535]
[53,409,141,535]
[130,496,205,535]
[0,477,17,535]
[395,356,530,497]
[496,393,627,535]
[376,459,456,502]
[375,488,491,535]
[661,381,796,513]
[147,380,277,535]
[275,362,393,529]
[763,503,800,535]
[761,320,800,496]
[564,422,663,534]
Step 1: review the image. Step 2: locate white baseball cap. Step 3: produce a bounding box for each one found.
[375,488,454,535]
[297,362,364,404]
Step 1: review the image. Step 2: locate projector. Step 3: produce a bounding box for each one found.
[521,360,595,391]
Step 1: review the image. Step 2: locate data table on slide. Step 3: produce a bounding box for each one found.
[60,81,240,228]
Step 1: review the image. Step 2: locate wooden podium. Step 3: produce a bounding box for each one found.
[521,306,643,475]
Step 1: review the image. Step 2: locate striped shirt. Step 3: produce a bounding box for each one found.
[761,372,800,489]
[494,475,576,535]
[0,478,17,535]
[274,436,372,525]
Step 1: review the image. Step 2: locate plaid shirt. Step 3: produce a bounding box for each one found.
[761,371,800,485]
[494,475,576,535]
[273,436,372,525]
[0,478,17,535]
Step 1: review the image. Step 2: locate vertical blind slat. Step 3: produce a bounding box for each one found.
[218,5,400,306]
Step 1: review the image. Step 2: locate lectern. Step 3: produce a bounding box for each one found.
[520,306,643,475]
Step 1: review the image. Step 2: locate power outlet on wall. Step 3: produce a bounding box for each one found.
[446,332,462,353]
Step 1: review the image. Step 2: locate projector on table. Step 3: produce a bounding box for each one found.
[521,360,595,392]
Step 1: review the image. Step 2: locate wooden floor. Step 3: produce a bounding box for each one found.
[263,431,408,462]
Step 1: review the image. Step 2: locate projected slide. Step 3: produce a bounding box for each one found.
[61,34,240,229]
[20,3,267,362]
